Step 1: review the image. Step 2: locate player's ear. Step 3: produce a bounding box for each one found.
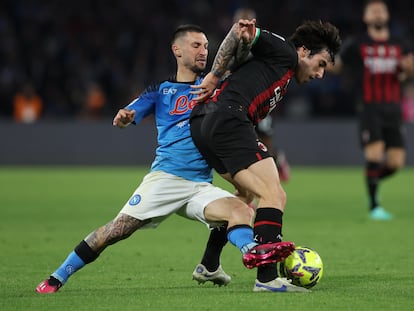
[297,46,310,59]
[172,44,182,58]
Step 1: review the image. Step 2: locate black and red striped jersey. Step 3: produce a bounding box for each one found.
[340,33,411,105]
[193,28,298,125]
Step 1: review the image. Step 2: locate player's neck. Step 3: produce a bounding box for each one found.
[176,68,198,83]
[367,26,389,42]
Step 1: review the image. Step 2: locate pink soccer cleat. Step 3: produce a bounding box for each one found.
[35,278,62,294]
[243,241,295,269]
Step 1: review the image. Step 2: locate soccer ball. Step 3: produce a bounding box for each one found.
[279,246,323,289]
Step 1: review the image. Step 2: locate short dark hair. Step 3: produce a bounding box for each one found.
[363,0,387,10]
[289,20,341,63]
[171,24,206,44]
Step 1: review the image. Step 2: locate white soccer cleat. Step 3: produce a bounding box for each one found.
[192,264,231,286]
[253,277,310,292]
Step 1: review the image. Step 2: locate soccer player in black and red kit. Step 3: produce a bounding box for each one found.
[330,0,414,220]
[190,18,341,292]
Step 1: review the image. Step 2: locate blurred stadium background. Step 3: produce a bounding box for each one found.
[1,0,413,165]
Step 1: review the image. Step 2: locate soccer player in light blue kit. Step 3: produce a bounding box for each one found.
[36,24,297,294]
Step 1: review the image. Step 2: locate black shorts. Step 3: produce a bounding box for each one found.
[359,104,405,148]
[190,109,271,177]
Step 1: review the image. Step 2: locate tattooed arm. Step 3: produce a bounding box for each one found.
[191,19,256,101]
[226,43,253,74]
[211,19,256,77]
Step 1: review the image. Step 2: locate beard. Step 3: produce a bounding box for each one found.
[190,65,205,74]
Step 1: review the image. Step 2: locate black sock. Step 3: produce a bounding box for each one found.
[254,208,283,243]
[74,240,99,264]
[254,208,283,282]
[366,161,381,210]
[48,276,62,286]
[200,226,228,272]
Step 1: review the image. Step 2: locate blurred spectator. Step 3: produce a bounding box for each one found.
[13,82,43,123]
[80,82,107,120]
[0,0,412,120]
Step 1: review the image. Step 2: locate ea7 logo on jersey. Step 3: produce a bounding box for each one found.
[163,88,177,95]
[170,95,197,115]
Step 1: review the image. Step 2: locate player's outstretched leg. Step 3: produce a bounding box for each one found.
[36,214,143,294]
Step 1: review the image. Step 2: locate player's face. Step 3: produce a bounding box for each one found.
[363,2,389,29]
[181,32,209,74]
[295,49,331,84]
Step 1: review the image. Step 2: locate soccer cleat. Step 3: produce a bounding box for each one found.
[35,278,62,294]
[192,264,231,286]
[276,151,290,182]
[243,241,295,269]
[253,277,310,292]
[370,206,393,221]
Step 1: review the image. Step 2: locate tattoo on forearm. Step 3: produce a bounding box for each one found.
[235,42,252,66]
[212,25,243,77]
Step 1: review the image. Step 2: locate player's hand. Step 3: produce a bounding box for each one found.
[190,72,220,102]
[113,109,136,128]
[237,18,256,43]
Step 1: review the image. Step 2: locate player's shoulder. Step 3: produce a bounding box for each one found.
[256,28,290,50]
[259,28,287,42]
[141,80,163,95]
[253,28,296,62]
[141,76,179,95]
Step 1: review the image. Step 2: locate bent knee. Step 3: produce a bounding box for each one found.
[230,202,254,224]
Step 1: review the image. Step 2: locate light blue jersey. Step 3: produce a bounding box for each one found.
[125,76,213,182]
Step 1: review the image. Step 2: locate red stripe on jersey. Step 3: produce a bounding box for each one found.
[248,69,294,123]
[373,44,382,103]
[254,220,282,227]
[360,44,373,103]
[211,80,228,102]
[392,77,401,103]
[361,43,403,104]
[256,152,263,160]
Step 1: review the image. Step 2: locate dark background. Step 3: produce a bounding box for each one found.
[1,0,413,120]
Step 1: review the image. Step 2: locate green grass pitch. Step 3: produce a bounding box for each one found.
[0,166,413,310]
